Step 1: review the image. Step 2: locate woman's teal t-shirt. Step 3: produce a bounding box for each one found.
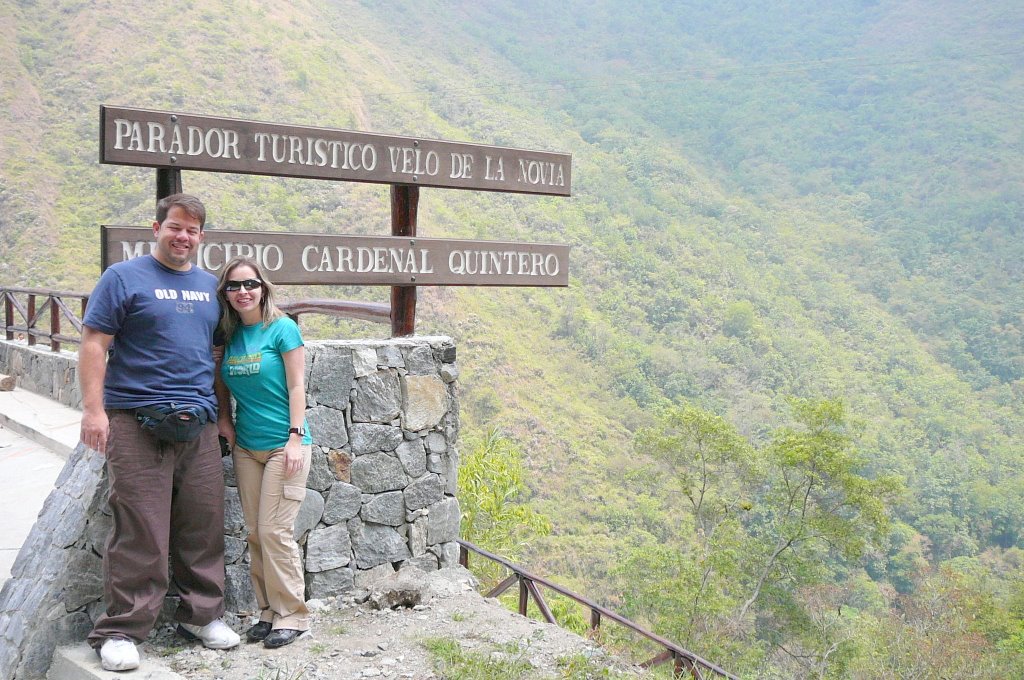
[221,316,311,450]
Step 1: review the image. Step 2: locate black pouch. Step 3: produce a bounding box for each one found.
[135,404,208,442]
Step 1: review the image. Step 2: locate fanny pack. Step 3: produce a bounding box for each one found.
[135,404,208,442]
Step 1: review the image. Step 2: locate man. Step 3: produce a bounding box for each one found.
[80,193,240,671]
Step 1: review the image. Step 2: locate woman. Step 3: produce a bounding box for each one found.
[217,256,312,648]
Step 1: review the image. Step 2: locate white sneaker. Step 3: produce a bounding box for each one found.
[99,638,140,671]
[177,619,241,649]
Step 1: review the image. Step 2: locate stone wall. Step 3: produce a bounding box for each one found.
[0,337,461,680]
[0,342,81,409]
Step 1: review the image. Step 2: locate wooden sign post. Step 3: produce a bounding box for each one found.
[100,106,572,336]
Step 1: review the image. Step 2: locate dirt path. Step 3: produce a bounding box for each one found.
[141,568,645,680]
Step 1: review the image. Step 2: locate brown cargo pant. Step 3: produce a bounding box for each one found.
[87,410,226,647]
[233,443,311,631]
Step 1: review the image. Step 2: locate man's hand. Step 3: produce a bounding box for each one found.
[81,408,110,454]
[218,416,236,448]
[79,326,115,455]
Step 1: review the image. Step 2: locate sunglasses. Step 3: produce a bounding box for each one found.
[224,278,262,292]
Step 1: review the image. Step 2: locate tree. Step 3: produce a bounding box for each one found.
[458,428,551,588]
[737,398,902,624]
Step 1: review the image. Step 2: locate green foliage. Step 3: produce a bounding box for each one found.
[459,428,551,587]
[421,637,534,680]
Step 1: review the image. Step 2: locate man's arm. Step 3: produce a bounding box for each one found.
[213,347,235,446]
[79,325,114,454]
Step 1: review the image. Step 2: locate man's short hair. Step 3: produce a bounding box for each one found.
[156,193,207,230]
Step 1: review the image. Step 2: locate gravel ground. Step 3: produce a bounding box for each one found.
[139,568,646,680]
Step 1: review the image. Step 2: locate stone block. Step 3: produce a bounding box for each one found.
[427,497,461,545]
[349,520,410,569]
[396,438,427,477]
[360,491,405,526]
[351,453,407,494]
[352,370,402,423]
[306,447,335,492]
[323,481,362,525]
[306,567,355,599]
[307,405,350,448]
[401,375,447,431]
[308,346,355,409]
[405,474,444,511]
[305,523,352,572]
[350,423,404,455]
[293,489,326,543]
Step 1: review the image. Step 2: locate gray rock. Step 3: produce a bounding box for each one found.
[352,370,402,423]
[404,346,436,375]
[293,489,326,543]
[440,363,459,383]
[225,563,257,614]
[405,553,440,572]
[62,550,103,611]
[408,516,428,557]
[405,474,445,511]
[350,423,404,455]
[305,524,352,572]
[360,492,405,526]
[323,481,362,524]
[429,541,462,569]
[306,447,336,492]
[306,567,355,599]
[349,520,411,569]
[396,438,427,478]
[224,486,246,536]
[351,453,408,494]
[308,346,355,409]
[424,432,447,454]
[377,345,405,368]
[352,348,378,378]
[427,497,461,545]
[307,405,350,448]
[222,454,237,487]
[225,535,248,565]
[353,563,396,589]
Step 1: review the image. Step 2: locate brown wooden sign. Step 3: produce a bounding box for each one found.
[100,106,571,196]
[102,226,569,287]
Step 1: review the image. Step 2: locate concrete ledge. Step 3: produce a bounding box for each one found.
[0,388,81,459]
[47,646,183,680]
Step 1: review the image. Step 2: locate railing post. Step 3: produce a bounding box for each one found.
[459,544,469,568]
[518,576,528,617]
[4,291,12,341]
[50,295,60,352]
[26,294,36,346]
[590,608,602,633]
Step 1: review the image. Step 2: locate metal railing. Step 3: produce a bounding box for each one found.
[1,286,89,352]
[457,539,739,680]
[0,286,392,354]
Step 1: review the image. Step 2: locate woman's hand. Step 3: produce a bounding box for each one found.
[283,439,304,478]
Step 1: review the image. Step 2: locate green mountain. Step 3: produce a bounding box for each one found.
[2,1,1022,675]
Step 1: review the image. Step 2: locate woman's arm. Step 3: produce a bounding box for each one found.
[281,344,307,477]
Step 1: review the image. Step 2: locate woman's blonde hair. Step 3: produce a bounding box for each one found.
[216,256,285,343]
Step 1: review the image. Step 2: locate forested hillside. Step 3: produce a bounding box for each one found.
[1,0,1021,676]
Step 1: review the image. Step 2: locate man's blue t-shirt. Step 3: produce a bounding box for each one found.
[221,316,311,451]
[83,255,221,421]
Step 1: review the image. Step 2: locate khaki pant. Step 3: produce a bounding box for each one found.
[233,443,312,631]
[88,411,226,647]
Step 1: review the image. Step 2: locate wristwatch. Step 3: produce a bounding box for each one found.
[288,427,306,437]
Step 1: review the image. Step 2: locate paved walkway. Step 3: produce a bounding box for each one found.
[0,387,81,589]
